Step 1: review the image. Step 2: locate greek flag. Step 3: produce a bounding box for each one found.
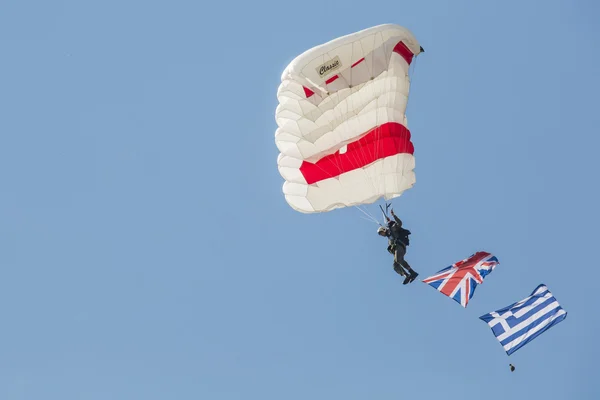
[479,284,567,355]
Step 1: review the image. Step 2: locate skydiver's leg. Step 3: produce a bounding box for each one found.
[392,246,408,276]
[394,247,411,284]
[404,260,419,282]
[398,250,419,283]
[393,246,403,264]
[401,259,415,273]
[393,261,408,276]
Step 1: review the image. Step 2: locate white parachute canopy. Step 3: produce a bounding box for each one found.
[275,24,423,213]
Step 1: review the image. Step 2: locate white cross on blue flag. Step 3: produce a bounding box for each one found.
[479,284,567,356]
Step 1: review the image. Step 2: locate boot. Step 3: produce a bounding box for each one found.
[407,268,419,283]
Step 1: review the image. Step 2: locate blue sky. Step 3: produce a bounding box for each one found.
[1,1,599,399]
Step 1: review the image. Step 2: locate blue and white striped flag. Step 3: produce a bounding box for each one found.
[479,284,567,355]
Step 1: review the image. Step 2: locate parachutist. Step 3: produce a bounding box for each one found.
[378,208,418,284]
[509,364,515,372]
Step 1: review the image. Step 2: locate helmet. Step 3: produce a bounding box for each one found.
[377,226,389,236]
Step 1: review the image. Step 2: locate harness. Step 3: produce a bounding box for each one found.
[387,221,410,252]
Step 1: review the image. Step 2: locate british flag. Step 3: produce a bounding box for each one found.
[422,251,499,308]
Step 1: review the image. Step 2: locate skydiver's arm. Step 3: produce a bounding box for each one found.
[391,210,402,226]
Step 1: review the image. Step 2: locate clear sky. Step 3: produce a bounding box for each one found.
[1,1,599,399]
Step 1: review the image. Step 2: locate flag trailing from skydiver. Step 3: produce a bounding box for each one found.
[479,284,567,356]
[422,251,499,307]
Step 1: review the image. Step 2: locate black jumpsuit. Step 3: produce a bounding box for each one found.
[387,215,414,277]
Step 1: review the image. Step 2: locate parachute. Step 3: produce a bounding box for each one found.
[275,24,424,213]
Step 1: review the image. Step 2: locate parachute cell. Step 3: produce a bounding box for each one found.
[275,24,423,213]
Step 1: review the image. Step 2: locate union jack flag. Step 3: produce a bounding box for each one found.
[422,251,499,308]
